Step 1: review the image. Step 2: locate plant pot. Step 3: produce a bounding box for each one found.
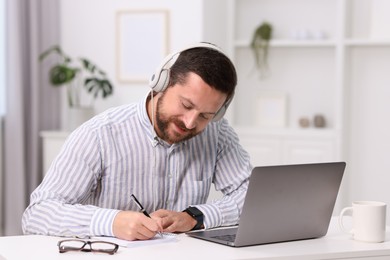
[68,107,94,131]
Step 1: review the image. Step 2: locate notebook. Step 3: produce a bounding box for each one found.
[186,162,346,247]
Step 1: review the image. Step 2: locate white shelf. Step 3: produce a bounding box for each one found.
[234,127,339,167]
[40,130,70,139]
[233,126,338,138]
[344,39,390,46]
[234,39,337,48]
[40,131,70,175]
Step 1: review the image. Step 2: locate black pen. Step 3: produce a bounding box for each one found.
[130,194,163,237]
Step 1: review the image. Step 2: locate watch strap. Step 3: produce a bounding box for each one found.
[183,206,204,230]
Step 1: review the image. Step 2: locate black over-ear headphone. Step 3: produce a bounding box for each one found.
[148,42,234,122]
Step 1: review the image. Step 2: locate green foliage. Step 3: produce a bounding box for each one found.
[40,45,113,107]
[250,22,273,79]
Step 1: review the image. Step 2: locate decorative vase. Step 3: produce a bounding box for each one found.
[299,117,310,128]
[68,107,94,131]
[313,114,326,128]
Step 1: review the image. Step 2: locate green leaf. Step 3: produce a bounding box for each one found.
[84,77,113,99]
[49,65,78,85]
[80,58,98,74]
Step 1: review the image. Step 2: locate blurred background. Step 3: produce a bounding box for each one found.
[1,0,390,235]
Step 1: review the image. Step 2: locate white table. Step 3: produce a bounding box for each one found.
[1,217,390,260]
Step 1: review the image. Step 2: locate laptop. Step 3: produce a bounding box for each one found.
[186,162,346,247]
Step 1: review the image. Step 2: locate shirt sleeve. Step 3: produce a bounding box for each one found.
[22,123,116,238]
[90,208,121,236]
[196,119,252,229]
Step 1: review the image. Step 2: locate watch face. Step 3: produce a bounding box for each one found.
[188,207,201,217]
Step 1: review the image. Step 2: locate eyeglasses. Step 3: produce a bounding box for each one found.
[57,239,119,255]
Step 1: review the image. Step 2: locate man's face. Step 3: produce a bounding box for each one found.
[154,72,227,144]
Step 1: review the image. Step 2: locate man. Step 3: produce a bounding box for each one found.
[22,42,252,241]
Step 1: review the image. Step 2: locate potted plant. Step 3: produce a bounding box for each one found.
[40,45,114,129]
[250,21,273,79]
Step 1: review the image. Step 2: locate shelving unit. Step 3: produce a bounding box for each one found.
[227,0,341,166]
[225,0,390,215]
[226,0,390,170]
[229,0,344,127]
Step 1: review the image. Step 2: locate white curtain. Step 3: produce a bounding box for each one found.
[2,0,61,235]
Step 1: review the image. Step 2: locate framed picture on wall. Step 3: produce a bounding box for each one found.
[256,92,288,127]
[116,9,170,83]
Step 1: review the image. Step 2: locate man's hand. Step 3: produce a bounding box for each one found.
[112,211,163,241]
[152,209,197,233]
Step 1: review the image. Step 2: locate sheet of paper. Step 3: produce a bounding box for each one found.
[93,233,178,248]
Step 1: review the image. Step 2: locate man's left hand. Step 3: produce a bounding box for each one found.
[151,209,197,233]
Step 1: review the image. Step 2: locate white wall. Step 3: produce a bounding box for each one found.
[59,0,214,128]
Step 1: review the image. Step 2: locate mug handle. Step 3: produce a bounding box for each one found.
[339,207,353,234]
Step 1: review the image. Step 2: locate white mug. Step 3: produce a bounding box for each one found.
[339,201,387,243]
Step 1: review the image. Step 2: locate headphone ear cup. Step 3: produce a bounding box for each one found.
[149,52,180,92]
[149,73,158,90]
[152,69,170,92]
[212,105,226,122]
[212,95,234,122]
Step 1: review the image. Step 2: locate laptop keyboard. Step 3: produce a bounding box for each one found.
[212,234,236,242]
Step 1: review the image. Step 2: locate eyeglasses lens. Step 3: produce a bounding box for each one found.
[59,240,85,252]
[90,241,118,254]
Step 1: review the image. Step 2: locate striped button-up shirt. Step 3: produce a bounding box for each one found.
[22,95,252,238]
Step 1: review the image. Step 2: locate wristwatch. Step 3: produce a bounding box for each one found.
[183,206,204,230]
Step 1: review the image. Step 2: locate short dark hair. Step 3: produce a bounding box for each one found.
[168,47,237,101]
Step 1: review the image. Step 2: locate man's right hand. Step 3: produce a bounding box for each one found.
[112,211,163,241]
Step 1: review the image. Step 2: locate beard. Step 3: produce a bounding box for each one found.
[155,93,200,144]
